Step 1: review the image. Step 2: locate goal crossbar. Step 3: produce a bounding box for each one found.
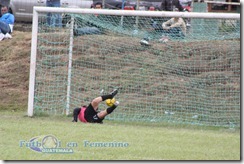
[33,6,240,19]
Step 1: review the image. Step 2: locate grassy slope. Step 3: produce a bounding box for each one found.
[0,30,31,110]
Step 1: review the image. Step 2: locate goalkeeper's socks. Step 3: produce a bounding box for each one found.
[101,94,113,101]
[101,89,118,101]
[110,89,118,98]
[106,101,119,114]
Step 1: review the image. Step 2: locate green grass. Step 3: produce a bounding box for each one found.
[0,109,240,160]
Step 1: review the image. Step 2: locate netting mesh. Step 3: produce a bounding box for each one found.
[33,8,240,128]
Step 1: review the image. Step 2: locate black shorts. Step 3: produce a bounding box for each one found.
[84,104,104,123]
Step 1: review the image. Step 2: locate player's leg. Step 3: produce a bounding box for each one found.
[91,89,118,111]
[84,89,118,123]
[85,101,119,123]
[96,101,120,119]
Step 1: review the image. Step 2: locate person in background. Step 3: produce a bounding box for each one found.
[161,0,173,11]
[94,2,103,9]
[0,6,14,41]
[161,0,183,11]
[179,0,192,27]
[140,8,186,45]
[139,0,185,45]
[93,2,103,17]
[46,0,62,27]
[179,0,192,10]
[0,0,10,17]
[159,8,187,42]
[73,2,104,36]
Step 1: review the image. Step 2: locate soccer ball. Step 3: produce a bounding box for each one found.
[105,98,116,107]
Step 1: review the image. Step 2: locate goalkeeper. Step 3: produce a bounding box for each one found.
[72,89,119,124]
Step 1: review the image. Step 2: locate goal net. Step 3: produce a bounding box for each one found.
[28,6,240,128]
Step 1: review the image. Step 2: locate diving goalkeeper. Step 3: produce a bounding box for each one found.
[72,89,119,124]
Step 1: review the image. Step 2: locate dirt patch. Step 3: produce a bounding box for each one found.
[0,29,31,107]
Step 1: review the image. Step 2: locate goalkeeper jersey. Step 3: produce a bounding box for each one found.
[78,106,88,123]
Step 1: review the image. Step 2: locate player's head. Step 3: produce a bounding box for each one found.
[72,108,81,122]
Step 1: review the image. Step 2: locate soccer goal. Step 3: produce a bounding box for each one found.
[28,6,240,128]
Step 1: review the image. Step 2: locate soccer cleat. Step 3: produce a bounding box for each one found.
[0,33,4,41]
[140,39,149,46]
[4,33,12,39]
[110,89,118,98]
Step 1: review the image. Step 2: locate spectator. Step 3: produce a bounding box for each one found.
[179,0,192,26]
[161,0,183,11]
[139,0,185,45]
[179,0,192,9]
[73,2,104,36]
[161,0,173,11]
[140,8,186,45]
[0,6,14,41]
[94,2,103,9]
[46,0,62,27]
[159,10,187,42]
[93,2,103,17]
[0,0,10,17]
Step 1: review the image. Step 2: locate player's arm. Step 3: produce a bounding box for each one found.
[170,21,182,28]
[162,19,172,30]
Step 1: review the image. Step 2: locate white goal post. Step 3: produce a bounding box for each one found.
[27,6,240,117]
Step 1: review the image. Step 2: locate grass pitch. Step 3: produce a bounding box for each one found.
[0,109,240,160]
[0,26,240,161]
